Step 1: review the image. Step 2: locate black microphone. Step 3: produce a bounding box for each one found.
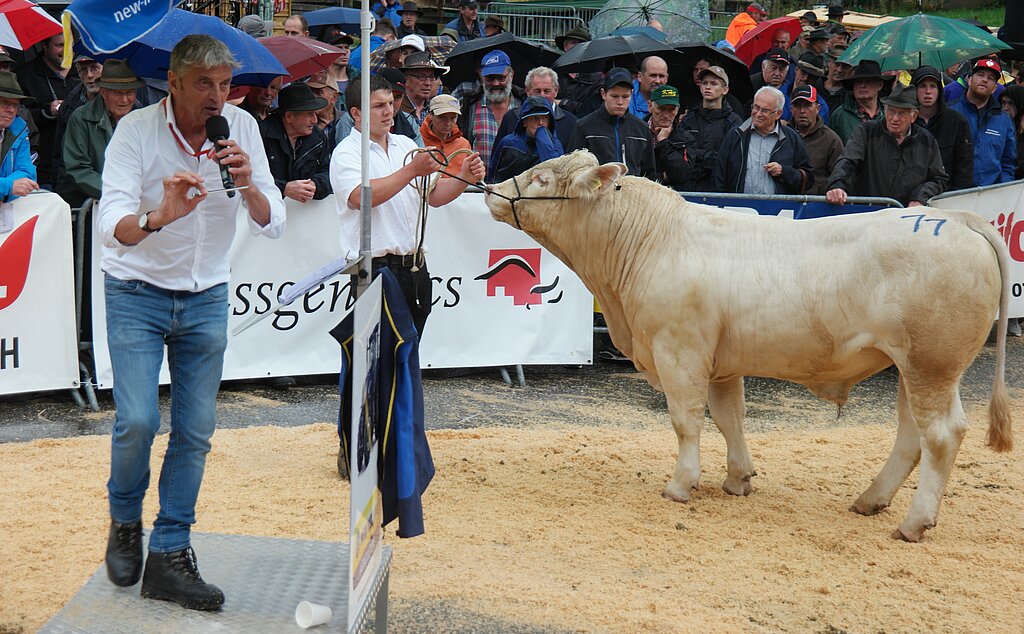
[205,115,236,197]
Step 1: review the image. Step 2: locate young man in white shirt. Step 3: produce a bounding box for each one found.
[97,35,285,611]
[330,74,485,337]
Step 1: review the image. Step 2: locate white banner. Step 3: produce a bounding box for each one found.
[92,194,592,387]
[931,180,1024,317]
[0,193,78,395]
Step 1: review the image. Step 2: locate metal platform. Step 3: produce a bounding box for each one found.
[41,532,391,634]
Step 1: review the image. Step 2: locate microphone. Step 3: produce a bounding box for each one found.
[205,115,236,198]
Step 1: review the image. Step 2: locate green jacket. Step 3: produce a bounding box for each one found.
[827,93,883,146]
[61,96,114,200]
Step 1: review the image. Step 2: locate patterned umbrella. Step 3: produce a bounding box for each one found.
[369,35,454,74]
[0,0,60,51]
[589,0,710,44]
[837,13,1011,72]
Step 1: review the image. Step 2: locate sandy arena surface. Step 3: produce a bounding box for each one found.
[2,405,1022,632]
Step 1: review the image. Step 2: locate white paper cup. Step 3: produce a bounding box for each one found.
[295,601,333,628]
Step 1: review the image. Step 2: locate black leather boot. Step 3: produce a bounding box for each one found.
[140,547,225,611]
[105,520,143,587]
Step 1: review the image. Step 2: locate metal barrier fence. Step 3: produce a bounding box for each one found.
[482,3,585,47]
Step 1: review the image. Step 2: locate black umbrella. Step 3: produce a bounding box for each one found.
[551,33,671,74]
[671,42,753,105]
[441,32,561,89]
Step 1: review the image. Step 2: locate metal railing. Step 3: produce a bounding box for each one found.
[482,3,586,46]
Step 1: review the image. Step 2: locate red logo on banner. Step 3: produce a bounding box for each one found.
[474,248,561,307]
[0,215,38,311]
[992,212,1024,262]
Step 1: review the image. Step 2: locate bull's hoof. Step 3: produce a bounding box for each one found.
[891,527,922,542]
[722,479,752,496]
[849,501,888,516]
[662,482,692,503]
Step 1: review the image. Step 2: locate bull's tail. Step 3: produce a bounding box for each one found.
[965,213,1013,452]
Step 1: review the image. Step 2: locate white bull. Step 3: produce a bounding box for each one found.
[484,151,1013,542]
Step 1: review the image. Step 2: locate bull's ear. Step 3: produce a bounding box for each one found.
[568,163,628,200]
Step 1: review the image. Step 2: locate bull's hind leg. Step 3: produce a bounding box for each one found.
[894,382,967,542]
[707,377,756,496]
[852,374,921,515]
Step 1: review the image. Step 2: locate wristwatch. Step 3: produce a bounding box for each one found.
[138,212,161,233]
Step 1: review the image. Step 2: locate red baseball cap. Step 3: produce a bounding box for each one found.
[747,2,768,15]
[972,58,1001,76]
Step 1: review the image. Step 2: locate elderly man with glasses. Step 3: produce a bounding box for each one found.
[714,85,814,194]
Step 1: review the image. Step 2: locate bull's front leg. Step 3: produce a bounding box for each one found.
[655,347,711,503]
[708,377,756,496]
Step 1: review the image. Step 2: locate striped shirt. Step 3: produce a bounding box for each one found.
[743,123,780,195]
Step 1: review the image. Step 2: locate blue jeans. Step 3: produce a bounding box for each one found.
[104,274,228,553]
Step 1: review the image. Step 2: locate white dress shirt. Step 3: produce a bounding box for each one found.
[98,95,286,292]
[330,128,435,260]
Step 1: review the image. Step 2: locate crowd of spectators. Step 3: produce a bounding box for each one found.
[6,3,1022,234]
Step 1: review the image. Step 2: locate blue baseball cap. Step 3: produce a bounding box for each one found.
[481,50,511,77]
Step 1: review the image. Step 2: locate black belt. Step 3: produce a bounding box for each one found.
[372,253,424,269]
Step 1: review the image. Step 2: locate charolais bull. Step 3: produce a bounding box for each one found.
[483,151,1013,542]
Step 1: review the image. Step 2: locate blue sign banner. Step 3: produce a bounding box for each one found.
[679,194,892,219]
[64,0,179,55]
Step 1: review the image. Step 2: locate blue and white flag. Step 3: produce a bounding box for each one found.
[62,0,178,60]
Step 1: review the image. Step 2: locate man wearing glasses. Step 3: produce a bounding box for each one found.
[714,85,814,194]
[400,51,445,125]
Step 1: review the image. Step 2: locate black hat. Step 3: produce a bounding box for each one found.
[0,70,28,100]
[764,48,790,65]
[379,67,407,94]
[881,82,919,109]
[484,15,504,30]
[458,0,477,7]
[842,60,890,88]
[602,67,633,90]
[277,83,328,112]
[828,4,846,19]
[910,65,944,86]
[808,28,830,41]
[800,11,818,25]
[397,1,421,15]
[555,26,591,51]
[401,50,449,76]
[796,53,827,78]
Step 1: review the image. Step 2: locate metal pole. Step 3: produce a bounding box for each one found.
[356,0,374,300]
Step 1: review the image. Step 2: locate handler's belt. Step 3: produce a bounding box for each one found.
[373,253,424,269]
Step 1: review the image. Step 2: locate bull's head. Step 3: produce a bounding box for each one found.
[484,151,627,233]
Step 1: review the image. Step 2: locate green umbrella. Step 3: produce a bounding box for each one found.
[836,13,1010,72]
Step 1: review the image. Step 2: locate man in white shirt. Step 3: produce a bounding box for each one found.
[330,74,485,336]
[97,35,284,611]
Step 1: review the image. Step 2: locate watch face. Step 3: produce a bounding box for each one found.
[138,213,147,229]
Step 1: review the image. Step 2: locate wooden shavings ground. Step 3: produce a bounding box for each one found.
[1,420,1021,633]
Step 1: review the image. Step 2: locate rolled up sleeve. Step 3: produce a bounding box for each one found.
[330,139,362,214]
[238,114,286,238]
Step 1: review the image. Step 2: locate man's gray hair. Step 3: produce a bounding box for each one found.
[169,34,240,75]
[755,85,785,110]
[525,66,558,91]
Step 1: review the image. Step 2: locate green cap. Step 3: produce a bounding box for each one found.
[650,85,680,107]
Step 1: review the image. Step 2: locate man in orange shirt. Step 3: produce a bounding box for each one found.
[419,94,471,176]
[725,3,768,45]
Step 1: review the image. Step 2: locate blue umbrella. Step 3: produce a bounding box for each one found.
[75,9,287,87]
[302,7,361,37]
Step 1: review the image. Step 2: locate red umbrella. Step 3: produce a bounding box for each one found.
[734,16,802,66]
[0,0,61,51]
[258,35,344,82]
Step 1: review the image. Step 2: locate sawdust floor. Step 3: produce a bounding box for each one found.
[1,415,1022,633]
